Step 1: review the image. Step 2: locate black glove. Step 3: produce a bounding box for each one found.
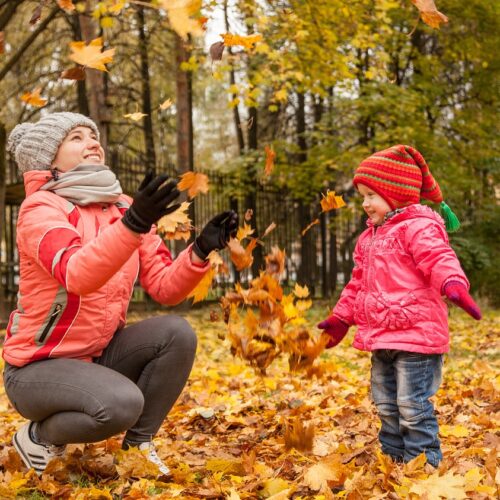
[122,170,180,234]
[193,210,239,260]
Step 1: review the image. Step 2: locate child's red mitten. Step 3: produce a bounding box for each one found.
[317,316,350,348]
[443,281,482,320]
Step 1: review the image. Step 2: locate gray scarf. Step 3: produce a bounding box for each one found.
[41,164,123,206]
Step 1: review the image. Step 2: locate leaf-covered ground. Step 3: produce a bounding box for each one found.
[0,304,498,499]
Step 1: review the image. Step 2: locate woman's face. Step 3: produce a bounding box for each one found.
[51,126,105,172]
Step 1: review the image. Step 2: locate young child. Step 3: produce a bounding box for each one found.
[3,112,238,476]
[318,145,481,468]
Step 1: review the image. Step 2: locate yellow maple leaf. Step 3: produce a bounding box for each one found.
[69,37,115,71]
[21,88,47,107]
[439,424,469,437]
[187,268,215,303]
[411,0,448,29]
[237,223,255,241]
[157,201,191,234]
[293,283,309,298]
[159,0,204,40]
[320,190,346,212]
[221,33,263,50]
[409,471,467,499]
[57,0,75,11]
[123,112,147,121]
[177,171,209,198]
[264,145,275,176]
[159,98,173,110]
[303,456,347,491]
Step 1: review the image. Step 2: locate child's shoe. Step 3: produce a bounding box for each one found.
[13,422,66,475]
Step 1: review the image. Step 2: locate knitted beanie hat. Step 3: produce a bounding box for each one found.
[353,144,460,231]
[7,112,100,174]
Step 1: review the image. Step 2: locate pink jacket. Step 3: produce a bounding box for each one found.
[333,204,469,354]
[3,170,210,367]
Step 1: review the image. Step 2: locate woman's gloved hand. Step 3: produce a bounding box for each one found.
[122,170,180,234]
[443,281,482,320]
[193,210,239,260]
[317,315,350,348]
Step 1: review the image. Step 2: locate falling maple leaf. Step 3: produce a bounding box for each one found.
[123,112,147,121]
[301,218,319,236]
[187,268,216,304]
[236,223,255,241]
[221,33,263,50]
[293,283,309,298]
[265,247,285,277]
[177,171,209,198]
[411,0,448,29]
[228,237,258,271]
[261,222,276,239]
[57,0,75,11]
[209,41,225,62]
[21,88,47,107]
[264,145,276,176]
[159,98,173,110]
[159,0,204,40]
[69,37,115,71]
[60,66,86,80]
[320,190,346,212]
[157,201,193,239]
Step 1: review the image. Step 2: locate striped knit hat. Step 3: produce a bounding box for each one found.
[353,145,460,231]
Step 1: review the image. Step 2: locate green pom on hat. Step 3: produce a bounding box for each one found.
[440,201,460,232]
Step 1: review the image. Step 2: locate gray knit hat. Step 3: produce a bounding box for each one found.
[7,112,100,174]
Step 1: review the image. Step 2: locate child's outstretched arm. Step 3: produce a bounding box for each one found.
[406,221,481,320]
[317,237,365,348]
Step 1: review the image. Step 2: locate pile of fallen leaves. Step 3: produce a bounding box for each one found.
[0,307,498,499]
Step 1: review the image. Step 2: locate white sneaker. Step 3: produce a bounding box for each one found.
[138,442,171,476]
[12,422,66,475]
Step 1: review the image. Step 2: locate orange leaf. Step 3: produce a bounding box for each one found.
[320,190,346,212]
[236,223,255,241]
[57,0,76,11]
[261,222,276,239]
[264,145,276,176]
[187,268,215,303]
[69,37,115,71]
[265,247,285,277]
[21,88,47,107]
[293,284,309,298]
[284,418,314,451]
[301,218,319,236]
[411,0,448,29]
[221,33,263,49]
[60,66,86,80]
[159,0,204,40]
[178,171,209,198]
[228,237,258,271]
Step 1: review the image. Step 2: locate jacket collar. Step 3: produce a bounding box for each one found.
[23,170,54,197]
[366,204,445,229]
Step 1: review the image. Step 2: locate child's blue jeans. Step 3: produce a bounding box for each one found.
[370,349,443,467]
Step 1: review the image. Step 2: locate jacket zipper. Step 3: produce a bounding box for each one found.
[38,304,62,344]
[364,227,376,347]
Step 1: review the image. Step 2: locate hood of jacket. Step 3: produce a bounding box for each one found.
[23,170,54,197]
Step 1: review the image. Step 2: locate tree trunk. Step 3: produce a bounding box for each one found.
[296,92,316,291]
[0,122,8,325]
[69,13,89,115]
[175,34,194,254]
[137,5,156,173]
[78,6,110,151]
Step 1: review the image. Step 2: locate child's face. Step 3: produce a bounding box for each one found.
[357,183,392,226]
[52,126,105,172]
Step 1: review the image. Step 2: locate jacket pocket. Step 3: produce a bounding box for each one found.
[368,291,424,331]
[36,303,63,345]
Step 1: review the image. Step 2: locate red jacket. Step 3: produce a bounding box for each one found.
[3,170,209,367]
[334,204,469,354]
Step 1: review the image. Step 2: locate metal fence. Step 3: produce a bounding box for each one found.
[1,151,362,312]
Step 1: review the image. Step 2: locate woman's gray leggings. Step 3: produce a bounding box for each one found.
[3,315,197,446]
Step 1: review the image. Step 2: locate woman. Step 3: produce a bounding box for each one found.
[3,112,238,476]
